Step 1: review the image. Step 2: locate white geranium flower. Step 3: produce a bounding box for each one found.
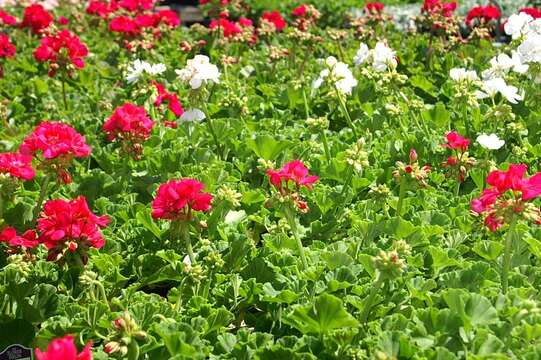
[353,43,370,66]
[504,12,533,40]
[371,42,397,72]
[476,77,523,104]
[126,59,166,84]
[450,68,478,82]
[517,33,541,64]
[180,108,206,122]
[481,53,528,79]
[314,56,357,95]
[477,133,505,150]
[175,55,221,90]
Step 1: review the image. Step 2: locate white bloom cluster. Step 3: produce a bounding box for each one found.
[354,42,398,72]
[180,108,206,122]
[449,68,479,82]
[476,77,523,104]
[482,52,528,80]
[505,12,541,65]
[313,56,358,95]
[476,133,505,150]
[175,55,221,90]
[126,59,166,84]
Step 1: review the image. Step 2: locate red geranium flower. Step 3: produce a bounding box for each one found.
[0,33,16,59]
[441,131,470,150]
[0,227,39,249]
[37,196,109,263]
[0,152,35,181]
[261,11,286,31]
[519,7,541,19]
[0,10,17,26]
[422,0,457,17]
[103,103,154,141]
[21,4,54,34]
[151,81,183,127]
[151,178,213,220]
[210,18,241,37]
[33,29,89,77]
[466,5,501,26]
[35,335,93,360]
[109,15,140,36]
[267,160,319,191]
[154,9,181,27]
[20,122,91,160]
[118,0,156,12]
[292,5,307,17]
[365,2,385,14]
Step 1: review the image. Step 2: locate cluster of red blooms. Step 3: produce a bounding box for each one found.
[0,227,38,250]
[21,4,54,34]
[266,160,318,213]
[0,10,17,26]
[393,149,431,188]
[0,152,35,181]
[209,15,255,44]
[471,164,541,232]
[103,103,154,159]
[151,179,213,221]
[422,0,457,18]
[441,131,476,182]
[291,4,320,31]
[0,33,16,77]
[20,122,91,184]
[260,11,286,32]
[519,7,541,19]
[365,2,385,15]
[33,29,89,77]
[465,5,501,27]
[151,81,183,128]
[37,196,110,264]
[35,335,92,360]
[200,0,230,5]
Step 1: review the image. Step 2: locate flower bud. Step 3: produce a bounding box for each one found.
[409,148,417,163]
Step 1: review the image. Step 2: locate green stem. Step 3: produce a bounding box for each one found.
[502,216,518,294]
[337,94,358,138]
[359,275,384,324]
[181,223,196,265]
[321,130,331,165]
[396,177,407,218]
[127,340,140,360]
[302,87,310,119]
[284,205,308,270]
[0,191,3,221]
[454,180,461,197]
[61,74,68,111]
[206,114,223,160]
[33,175,51,220]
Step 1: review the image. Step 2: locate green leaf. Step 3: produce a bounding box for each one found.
[246,134,292,160]
[283,293,359,334]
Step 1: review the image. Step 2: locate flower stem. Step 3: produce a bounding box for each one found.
[61,74,68,111]
[33,175,51,220]
[181,223,196,265]
[206,114,223,160]
[359,275,384,324]
[502,216,518,294]
[321,130,331,165]
[454,180,461,197]
[284,205,308,270]
[0,191,3,221]
[396,177,407,218]
[337,94,358,138]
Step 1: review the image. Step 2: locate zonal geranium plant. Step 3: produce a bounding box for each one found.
[471,164,541,293]
[266,160,318,269]
[151,178,212,265]
[392,149,430,217]
[37,196,109,266]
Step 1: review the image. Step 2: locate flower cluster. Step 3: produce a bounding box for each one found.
[33,29,89,77]
[37,196,110,265]
[21,4,53,34]
[465,5,501,27]
[354,41,398,72]
[20,121,91,184]
[365,2,384,15]
[441,131,476,183]
[260,11,286,32]
[125,59,166,84]
[0,10,17,26]
[175,55,221,90]
[35,335,92,360]
[151,81,184,127]
[0,152,35,181]
[103,103,154,159]
[471,164,541,231]
[0,227,38,249]
[313,56,358,95]
[393,149,430,187]
[421,0,457,18]
[0,33,15,59]
[151,179,213,221]
[477,133,505,151]
[209,16,256,45]
[266,160,318,213]
[104,311,147,356]
[291,4,320,31]
[418,0,457,35]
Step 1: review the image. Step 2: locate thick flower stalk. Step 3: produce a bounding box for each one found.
[35,335,92,360]
[103,103,155,160]
[471,164,541,293]
[392,149,430,216]
[37,196,110,266]
[151,178,213,264]
[441,131,476,195]
[266,160,318,269]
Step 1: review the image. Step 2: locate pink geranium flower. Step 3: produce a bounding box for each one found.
[151,179,213,220]
[35,335,92,360]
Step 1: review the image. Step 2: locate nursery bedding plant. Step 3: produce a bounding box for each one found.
[1,0,541,359]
